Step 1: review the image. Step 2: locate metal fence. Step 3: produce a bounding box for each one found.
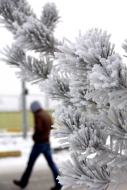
[0,110,54,130]
[0,94,58,111]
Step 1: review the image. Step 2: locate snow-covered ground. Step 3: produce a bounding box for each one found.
[0,131,69,174]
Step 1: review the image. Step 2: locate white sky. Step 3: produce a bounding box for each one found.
[1,0,127,95]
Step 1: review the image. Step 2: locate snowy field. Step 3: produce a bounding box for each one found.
[0,131,69,174]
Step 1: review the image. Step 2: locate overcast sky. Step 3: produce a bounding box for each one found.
[0,0,127,95]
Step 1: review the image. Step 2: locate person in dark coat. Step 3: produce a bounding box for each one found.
[13,101,62,190]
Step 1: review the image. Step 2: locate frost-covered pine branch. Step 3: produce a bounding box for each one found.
[52,105,83,146]
[0,44,23,66]
[55,29,115,72]
[40,72,71,104]
[51,28,127,190]
[101,107,127,140]
[0,0,36,34]
[15,18,60,54]
[0,1,61,84]
[54,30,116,114]
[0,44,53,83]
[41,3,60,31]
[0,0,61,54]
[58,152,110,190]
[16,56,53,83]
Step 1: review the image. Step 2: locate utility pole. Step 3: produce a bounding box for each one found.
[45,93,49,109]
[21,81,28,138]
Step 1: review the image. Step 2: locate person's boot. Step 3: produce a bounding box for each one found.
[13,180,25,189]
[51,185,62,190]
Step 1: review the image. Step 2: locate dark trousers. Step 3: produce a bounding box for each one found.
[20,142,61,188]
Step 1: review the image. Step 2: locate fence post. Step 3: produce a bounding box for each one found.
[21,81,27,138]
[45,93,49,109]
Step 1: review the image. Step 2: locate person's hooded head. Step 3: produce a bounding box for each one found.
[30,101,42,113]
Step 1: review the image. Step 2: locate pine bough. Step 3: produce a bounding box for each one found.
[0,1,127,189]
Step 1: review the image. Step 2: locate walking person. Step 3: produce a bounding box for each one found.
[13,101,62,190]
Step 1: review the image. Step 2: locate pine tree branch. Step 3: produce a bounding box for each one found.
[0,44,53,82]
[15,18,61,54]
[39,71,71,103]
[59,152,110,190]
[41,2,60,31]
[0,0,36,34]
